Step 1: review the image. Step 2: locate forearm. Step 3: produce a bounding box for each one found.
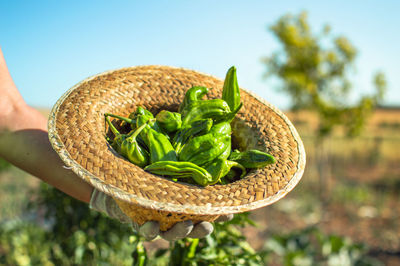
[0,47,93,203]
[0,106,93,203]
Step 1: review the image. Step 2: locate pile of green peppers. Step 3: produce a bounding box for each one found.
[105,66,276,186]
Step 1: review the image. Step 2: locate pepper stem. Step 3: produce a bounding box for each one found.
[104,113,135,125]
[105,115,121,136]
[228,160,247,178]
[225,102,243,123]
[126,122,148,139]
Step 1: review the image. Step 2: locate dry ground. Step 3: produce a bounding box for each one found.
[247,107,400,264]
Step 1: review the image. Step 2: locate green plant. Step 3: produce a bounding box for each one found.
[263,11,387,207]
[264,227,382,266]
[0,220,55,265]
[0,157,10,172]
[1,182,385,265]
[263,11,386,137]
[0,182,265,265]
[8,183,136,265]
[150,212,265,266]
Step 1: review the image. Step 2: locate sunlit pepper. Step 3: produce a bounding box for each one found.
[156,110,182,133]
[178,122,232,166]
[105,106,163,133]
[105,115,149,167]
[204,158,246,185]
[180,99,231,127]
[222,66,242,112]
[144,160,212,186]
[172,118,213,154]
[229,149,276,168]
[178,86,209,113]
[145,126,177,163]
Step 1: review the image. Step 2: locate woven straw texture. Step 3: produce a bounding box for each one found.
[48,65,306,231]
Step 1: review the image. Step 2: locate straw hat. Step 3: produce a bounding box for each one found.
[48,65,306,231]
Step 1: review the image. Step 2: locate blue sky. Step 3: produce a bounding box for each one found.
[1,1,399,110]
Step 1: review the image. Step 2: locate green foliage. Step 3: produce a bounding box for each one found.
[264,11,386,137]
[0,157,11,172]
[0,221,54,265]
[0,183,136,265]
[152,212,264,266]
[0,183,263,265]
[0,183,383,265]
[331,182,371,205]
[264,227,383,266]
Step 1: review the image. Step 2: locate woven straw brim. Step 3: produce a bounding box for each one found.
[48,65,306,230]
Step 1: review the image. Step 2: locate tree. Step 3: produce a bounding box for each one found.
[263,11,386,206]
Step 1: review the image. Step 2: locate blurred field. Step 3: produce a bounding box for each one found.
[248,107,400,264]
[1,107,399,264]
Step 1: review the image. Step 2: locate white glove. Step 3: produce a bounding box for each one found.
[89,189,232,241]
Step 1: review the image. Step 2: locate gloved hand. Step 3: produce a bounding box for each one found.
[90,188,233,241]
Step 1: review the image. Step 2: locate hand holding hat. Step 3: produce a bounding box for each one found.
[90,188,233,241]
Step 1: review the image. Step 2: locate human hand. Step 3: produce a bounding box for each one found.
[90,189,233,241]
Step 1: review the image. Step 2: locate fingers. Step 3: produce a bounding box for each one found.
[137,215,233,242]
[138,221,160,241]
[89,189,132,224]
[215,214,234,222]
[160,220,193,241]
[187,221,213,238]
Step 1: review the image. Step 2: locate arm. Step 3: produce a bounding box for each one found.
[0,47,94,203]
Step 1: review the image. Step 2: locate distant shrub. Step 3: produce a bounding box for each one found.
[264,227,382,266]
[0,158,10,172]
[378,121,400,129]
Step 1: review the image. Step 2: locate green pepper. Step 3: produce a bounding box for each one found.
[222,66,242,112]
[105,115,149,167]
[121,124,150,167]
[219,169,238,185]
[155,110,182,133]
[178,122,232,166]
[133,107,165,133]
[178,134,231,167]
[145,128,177,163]
[209,121,231,135]
[105,111,177,164]
[229,149,276,168]
[205,158,246,185]
[106,106,164,133]
[134,106,153,118]
[105,115,126,153]
[144,161,212,186]
[219,102,243,123]
[172,118,213,154]
[180,99,231,127]
[104,113,147,148]
[178,86,209,113]
[131,116,177,163]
